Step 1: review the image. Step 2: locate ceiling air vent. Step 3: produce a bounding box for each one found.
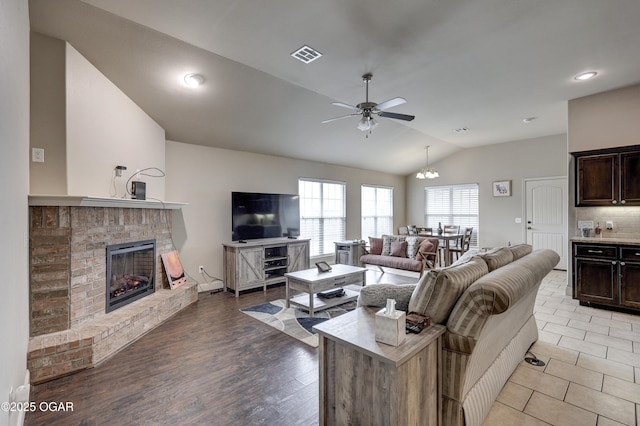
[291,45,322,64]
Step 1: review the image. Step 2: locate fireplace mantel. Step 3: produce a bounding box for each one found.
[28,194,186,209]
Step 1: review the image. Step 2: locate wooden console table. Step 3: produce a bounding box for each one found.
[313,307,445,426]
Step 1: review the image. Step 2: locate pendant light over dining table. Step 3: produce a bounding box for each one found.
[416,146,439,179]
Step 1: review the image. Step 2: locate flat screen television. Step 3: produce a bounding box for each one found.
[232,192,300,241]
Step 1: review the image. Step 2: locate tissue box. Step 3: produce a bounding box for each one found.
[375,308,406,346]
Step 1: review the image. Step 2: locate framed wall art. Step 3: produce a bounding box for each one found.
[492,180,511,197]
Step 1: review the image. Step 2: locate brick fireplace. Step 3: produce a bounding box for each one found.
[27,197,197,384]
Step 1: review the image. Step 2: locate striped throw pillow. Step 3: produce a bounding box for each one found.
[408,256,488,324]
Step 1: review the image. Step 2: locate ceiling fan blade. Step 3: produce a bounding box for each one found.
[375,97,407,111]
[321,113,361,124]
[378,111,415,121]
[331,101,360,111]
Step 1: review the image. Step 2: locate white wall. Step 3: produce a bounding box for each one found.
[165,141,406,281]
[29,40,167,199]
[30,32,67,195]
[66,43,166,199]
[568,83,640,152]
[406,135,568,248]
[0,1,30,426]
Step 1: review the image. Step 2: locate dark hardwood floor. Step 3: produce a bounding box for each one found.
[26,270,416,426]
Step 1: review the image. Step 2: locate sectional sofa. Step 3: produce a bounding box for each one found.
[357,245,560,426]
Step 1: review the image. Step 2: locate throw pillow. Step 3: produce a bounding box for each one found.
[414,238,436,261]
[448,249,479,267]
[390,241,407,257]
[509,244,533,260]
[479,247,514,271]
[369,237,383,255]
[405,236,422,259]
[408,256,489,324]
[381,234,405,256]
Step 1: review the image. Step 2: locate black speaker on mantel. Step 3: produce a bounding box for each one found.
[131,181,146,200]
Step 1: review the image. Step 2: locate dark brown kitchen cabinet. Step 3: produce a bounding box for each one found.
[573,242,640,313]
[574,147,640,206]
[619,151,640,205]
[619,247,640,309]
[574,244,618,305]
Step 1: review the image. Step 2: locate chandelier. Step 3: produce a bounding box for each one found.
[416,146,439,179]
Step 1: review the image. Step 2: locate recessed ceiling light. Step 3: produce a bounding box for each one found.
[291,45,322,64]
[184,73,205,87]
[574,71,597,81]
[523,117,537,123]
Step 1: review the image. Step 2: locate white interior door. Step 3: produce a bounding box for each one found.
[525,177,568,270]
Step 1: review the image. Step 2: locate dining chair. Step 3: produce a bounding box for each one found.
[443,225,460,234]
[417,227,432,236]
[407,225,417,235]
[398,226,409,235]
[438,225,461,266]
[450,227,473,261]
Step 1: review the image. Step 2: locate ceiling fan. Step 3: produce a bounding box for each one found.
[322,73,415,135]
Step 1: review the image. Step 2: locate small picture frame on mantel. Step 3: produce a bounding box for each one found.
[492,180,511,197]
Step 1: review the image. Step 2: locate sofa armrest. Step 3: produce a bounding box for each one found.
[357,284,416,312]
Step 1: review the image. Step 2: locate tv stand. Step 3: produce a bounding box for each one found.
[222,238,310,297]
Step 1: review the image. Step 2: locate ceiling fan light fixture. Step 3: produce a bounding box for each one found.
[357,116,371,131]
[322,73,415,135]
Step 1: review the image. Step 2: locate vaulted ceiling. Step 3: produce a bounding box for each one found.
[29,0,640,175]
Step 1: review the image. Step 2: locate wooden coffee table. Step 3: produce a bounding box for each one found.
[284,264,366,317]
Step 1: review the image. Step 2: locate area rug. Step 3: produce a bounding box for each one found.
[240,298,357,348]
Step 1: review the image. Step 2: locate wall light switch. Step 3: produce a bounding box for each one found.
[578,220,594,229]
[32,148,45,163]
[515,218,522,223]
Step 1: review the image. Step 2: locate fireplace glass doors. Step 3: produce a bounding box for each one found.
[106,240,156,313]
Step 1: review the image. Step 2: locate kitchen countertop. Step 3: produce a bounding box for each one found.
[571,236,640,245]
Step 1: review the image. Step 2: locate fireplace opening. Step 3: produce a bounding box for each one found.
[106,240,156,313]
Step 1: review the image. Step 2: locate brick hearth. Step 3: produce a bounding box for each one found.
[27,203,197,384]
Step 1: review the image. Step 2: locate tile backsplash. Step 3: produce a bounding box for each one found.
[575,206,640,238]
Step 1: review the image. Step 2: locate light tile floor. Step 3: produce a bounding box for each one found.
[483,270,640,426]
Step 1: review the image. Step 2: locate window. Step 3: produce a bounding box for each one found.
[299,178,346,257]
[361,185,393,238]
[424,184,479,247]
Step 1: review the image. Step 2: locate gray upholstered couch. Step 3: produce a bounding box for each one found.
[357,245,560,426]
